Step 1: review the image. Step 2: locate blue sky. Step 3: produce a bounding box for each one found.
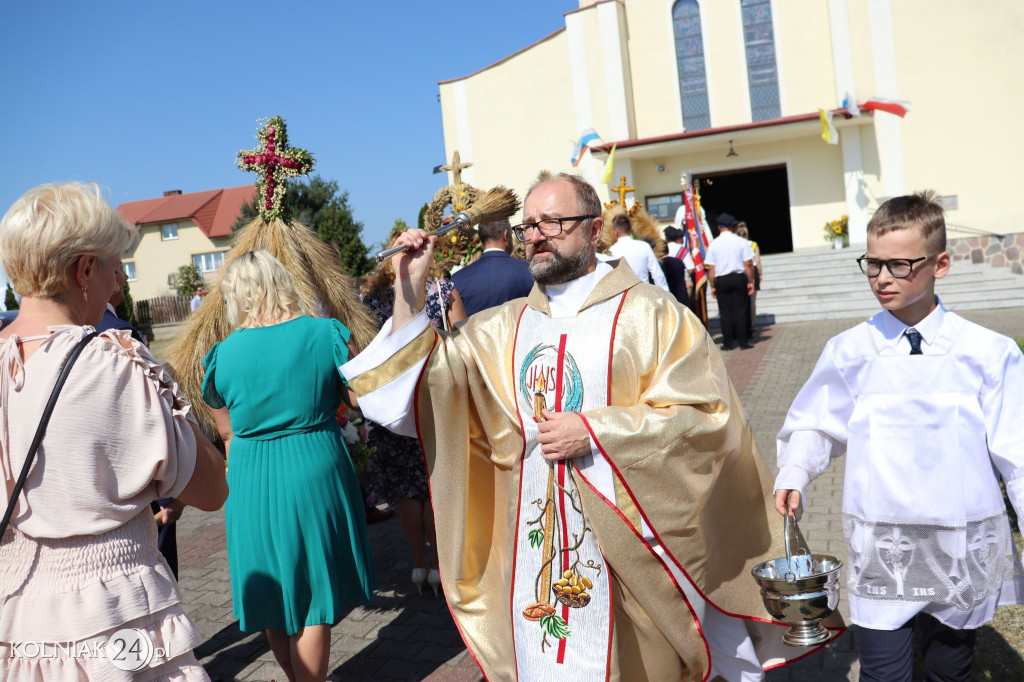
[0,1,574,253]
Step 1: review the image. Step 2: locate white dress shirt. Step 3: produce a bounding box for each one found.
[608,235,669,291]
[704,231,753,277]
[775,300,1024,629]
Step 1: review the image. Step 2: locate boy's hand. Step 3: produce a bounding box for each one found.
[775,489,802,519]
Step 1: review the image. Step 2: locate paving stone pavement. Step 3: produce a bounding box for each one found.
[174,306,1024,681]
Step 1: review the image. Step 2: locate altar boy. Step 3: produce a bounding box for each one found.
[774,192,1024,682]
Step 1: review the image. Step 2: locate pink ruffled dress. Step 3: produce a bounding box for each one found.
[0,326,208,681]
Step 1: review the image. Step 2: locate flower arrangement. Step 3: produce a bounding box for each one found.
[237,116,315,222]
[823,215,849,244]
[337,410,376,474]
[424,182,483,270]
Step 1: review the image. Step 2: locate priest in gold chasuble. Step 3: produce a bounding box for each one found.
[342,175,843,681]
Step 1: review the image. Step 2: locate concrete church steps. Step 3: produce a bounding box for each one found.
[706,246,1024,325]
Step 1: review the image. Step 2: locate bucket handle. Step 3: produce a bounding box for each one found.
[783,513,811,583]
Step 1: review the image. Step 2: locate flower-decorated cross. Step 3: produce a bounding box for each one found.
[237,116,315,222]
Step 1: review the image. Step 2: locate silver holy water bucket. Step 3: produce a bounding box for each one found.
[751,513,843,647]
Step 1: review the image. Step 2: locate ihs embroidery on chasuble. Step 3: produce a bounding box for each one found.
[520,350,601,643]
[511,299,623,679]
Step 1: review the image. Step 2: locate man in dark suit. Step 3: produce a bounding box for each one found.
[452,218,534,316]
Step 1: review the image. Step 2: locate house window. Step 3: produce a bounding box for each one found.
[122,262,137,281]
[645,193,684,221]
[192,251,226,274]
[741,0,781,122]
[161,223,178,240]
[673,0,711,131]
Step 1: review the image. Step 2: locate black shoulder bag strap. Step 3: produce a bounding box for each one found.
[0,331,99,538]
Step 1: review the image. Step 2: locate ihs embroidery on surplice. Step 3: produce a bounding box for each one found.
[518,343,604,653]
[848,514,1016,610]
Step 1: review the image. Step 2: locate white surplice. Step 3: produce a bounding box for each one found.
[776,299,1024,629]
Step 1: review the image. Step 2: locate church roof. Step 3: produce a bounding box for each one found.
[437,27,565,85]
[589,111,856,153]
[117,185,255,238]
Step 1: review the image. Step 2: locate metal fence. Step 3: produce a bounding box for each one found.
[134,296,191,326]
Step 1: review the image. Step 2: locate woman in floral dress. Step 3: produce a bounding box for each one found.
[359,256,465,595]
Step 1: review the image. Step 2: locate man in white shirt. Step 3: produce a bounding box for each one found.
[607,214,669,291]
[704,214,754,349]
[190,287,206,312]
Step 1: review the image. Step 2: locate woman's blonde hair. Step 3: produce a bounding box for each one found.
[220,249,302,328]
[0,182,136,297]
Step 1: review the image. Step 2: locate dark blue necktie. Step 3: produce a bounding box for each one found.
[905,328,923,355]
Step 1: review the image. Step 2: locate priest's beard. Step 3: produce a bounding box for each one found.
[528,243,594,285]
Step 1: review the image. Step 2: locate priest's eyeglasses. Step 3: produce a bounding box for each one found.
[511,215,597,242]
[856,254,935,278]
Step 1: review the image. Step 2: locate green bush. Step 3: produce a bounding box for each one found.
[175,265,204,298]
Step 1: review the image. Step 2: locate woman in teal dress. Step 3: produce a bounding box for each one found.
[201,250,375,682]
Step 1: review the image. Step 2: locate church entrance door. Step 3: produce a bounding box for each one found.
[695,165,792,254]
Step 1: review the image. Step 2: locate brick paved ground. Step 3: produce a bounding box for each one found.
[174,306,1024,681]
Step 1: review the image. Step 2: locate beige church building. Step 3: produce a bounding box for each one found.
[438,0,1023,268]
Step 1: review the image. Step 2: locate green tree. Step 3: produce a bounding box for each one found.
[391,218,410,236]
[233,175,374,276]
[115,279,137,327]
[4,283,18,310]
[175,265,204,298]
[417,202,429,230]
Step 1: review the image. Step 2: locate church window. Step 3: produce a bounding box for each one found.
[741,0,781,121]
[673,0,711,131]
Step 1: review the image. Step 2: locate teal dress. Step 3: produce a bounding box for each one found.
[201,316,376,634]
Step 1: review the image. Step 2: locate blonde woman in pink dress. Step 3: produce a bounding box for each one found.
[0,183,228,680]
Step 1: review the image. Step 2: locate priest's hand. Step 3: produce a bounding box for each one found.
[774,489,803,520]
[537,410,592,461]
[392,228,436,330]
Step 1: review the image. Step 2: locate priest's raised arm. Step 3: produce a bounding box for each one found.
[341,182,842,681]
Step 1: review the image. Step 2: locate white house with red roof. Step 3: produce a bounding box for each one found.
[117,186,254,299]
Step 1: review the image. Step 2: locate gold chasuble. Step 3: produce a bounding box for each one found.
[345,260,843,681]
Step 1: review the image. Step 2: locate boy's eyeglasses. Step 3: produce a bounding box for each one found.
[510,215,597,242]
[856,254,935,278]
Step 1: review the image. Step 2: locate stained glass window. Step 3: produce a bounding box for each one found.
[673,1,711,131]
[741,0,781,121]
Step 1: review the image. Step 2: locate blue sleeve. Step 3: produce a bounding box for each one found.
[200,342,226,409]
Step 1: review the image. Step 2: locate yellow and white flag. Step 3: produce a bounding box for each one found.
[819,109,839,145]
[600,144,617,184]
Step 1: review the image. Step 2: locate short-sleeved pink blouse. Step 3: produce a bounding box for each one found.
[0,325,208,681]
